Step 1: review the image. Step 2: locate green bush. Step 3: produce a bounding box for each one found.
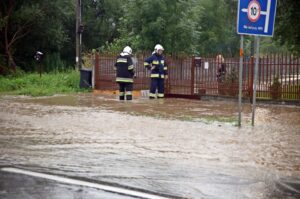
[270,76,282,99]
[218,66,239,96]
[43,53,69,72]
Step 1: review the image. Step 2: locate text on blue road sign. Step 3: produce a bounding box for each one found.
[237,0,277,37]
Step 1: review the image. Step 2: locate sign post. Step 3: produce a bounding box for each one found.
[252,36,260,126]
[238,35,244,127]
[237,0,277,126]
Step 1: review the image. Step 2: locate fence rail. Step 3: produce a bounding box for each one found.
[94,53,300,100]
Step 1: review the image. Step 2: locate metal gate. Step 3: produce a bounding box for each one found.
[94,53,300,100]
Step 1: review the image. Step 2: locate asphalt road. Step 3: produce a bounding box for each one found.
[0,170,136,199]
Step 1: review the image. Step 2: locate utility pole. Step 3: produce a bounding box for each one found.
[76,0,82,69]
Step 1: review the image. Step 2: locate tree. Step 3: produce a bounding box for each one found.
[102,0,240,55]
[103,0,199,53]
[0,0,75,73]
[195,0,239,56]
[15,0,75,71]
[82,0,123,51]
[1,0,298,74]
[0,0,43,71]
[275,0,300,54]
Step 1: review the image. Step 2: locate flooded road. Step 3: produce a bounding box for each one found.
[0,94,299,199]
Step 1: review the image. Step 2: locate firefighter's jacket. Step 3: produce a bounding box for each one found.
[114,54,134,83]
[144,53,168,78]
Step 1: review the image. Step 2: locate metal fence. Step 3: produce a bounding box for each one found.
[94,53,300,100]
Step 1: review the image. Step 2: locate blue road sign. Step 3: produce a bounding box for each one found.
[237,0,277,37]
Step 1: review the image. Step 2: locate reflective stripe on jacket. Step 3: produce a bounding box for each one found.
[114,55,134,83]
[144,53,168,78]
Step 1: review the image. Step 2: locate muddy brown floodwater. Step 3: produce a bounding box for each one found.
[0,94,299,199]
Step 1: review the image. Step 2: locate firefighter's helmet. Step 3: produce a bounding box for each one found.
[154,44,164,52]
[123,46,132,55]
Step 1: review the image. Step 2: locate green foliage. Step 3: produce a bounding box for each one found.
[195,0,239,56]
[225,66,238,83]
[103,0,200,53]
[270,76,282,99]
[43,53,70,72]
[258,84,300,100]
[251,37,290,55]
[1,0,75,72]
[0,54,7,74]
[81,52,94,68]
[218,66,239,96]
[0,70,84,96]
[82,0,122,51]
[100,0,241,55]
[1,0,299,73]
[281,85,300,100]
[275,0,300,54]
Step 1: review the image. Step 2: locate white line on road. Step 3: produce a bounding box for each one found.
[1,167,172,199]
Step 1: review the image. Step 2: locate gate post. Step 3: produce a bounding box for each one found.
[165,57,171,95]
[191,56,195,95]
[94,52,100,89]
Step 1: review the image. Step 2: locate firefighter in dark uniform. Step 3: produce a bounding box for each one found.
[144,44,168,99]
[114,46,134,100]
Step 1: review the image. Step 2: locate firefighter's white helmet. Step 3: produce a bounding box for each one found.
[123,46,132,55]
[154,44,164,52]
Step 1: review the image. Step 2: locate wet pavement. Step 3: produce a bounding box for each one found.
[0,93,299,199]
[0,171,136,199]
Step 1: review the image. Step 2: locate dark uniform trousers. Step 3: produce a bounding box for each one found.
[118,82,133,100]
[150,78,164,98]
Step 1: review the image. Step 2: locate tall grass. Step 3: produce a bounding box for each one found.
[0,70,89,96]
[43,53,71,72]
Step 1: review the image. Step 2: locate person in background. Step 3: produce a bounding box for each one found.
[144,44,168,99]
[216,54,226,82]
[114,46,134,100]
